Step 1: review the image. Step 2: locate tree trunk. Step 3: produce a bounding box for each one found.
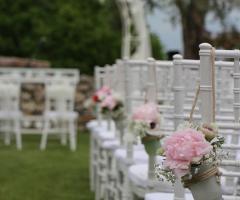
[179,1,210,59]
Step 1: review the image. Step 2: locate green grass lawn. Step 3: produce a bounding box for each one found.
[0,132,94,200]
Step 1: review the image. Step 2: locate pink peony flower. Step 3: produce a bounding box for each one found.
[132,103,159,125]
[94,86,111,102]
[100,94,117,110]
[163,128,212,177]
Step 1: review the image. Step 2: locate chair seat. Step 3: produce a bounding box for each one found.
[44,111,78,120]
[8,111,22,119]
[219,168,237,195]
[102,139,120,150]
[87,120,108,130]
[115,148,148,165]
[0,111,22,119]
[145,192,193,200]
[86,120,98,129]
[96,130,116,141]
[91,122,115,135]
[115,147,164,167]
[0,111,8,119]
[128,163,172,190]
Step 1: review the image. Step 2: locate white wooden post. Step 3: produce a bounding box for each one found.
[94,66,102,126]
[228,50,240,186]
[173,55,184,129]
[122,57,133,200]
[173,54,185,200]
[116,59,126,98]
[215,65,221,115]
[146,57,157,180]
[146,58,157,102]
[104,65,112,131]
[123,58,134,161]
[232,53,240,145]
[199,43,214,123]
[199,43,224,200]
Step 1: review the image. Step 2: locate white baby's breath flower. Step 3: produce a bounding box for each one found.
[177,122,192,131]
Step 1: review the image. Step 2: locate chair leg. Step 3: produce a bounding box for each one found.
[40,121,49,150]
[90,133,95,191]
[60,121,67,146]
[122,170,132,200]
[92,138,99,192]
[95,166,102,200]
[68,121,76,151]
[14,120,22,150]
[4,120,11,145]
[4,132,11,145]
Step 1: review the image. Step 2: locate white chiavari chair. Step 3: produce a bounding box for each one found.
[114,59,151,200]
[40,78,78,151]
[89,65,119,196]
[0,74,22,150]
[92,64,121,200]
[143,55,199,200]
[144,43,240,200]
[89,66,105,192]
[96,60,143,200]
[118,58,173,200]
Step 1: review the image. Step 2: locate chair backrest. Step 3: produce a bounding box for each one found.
[0,68,80,84]
[94,66,107,124]
[0,81,9,112]
[114,60,126,98]
[45,80,76,113]
[199,43,240,198]
[0,74,21,113]
[155,60,173,104]
[123,59,148,115]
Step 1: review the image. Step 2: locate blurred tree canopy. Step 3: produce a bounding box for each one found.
[150,33,166,60]
[146,0,240,59]
[0,0,122,74]
[0,0,165,74]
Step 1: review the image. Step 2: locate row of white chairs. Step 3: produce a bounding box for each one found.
[88,43,240,200]
[0,68,79,151]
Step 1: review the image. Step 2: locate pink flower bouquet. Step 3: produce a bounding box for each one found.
[163,128,212,177]
[84,86,112,113]
[129,102,160,139]
[155,123,225,184]
[92,86,111,103]
[100,92,125,121]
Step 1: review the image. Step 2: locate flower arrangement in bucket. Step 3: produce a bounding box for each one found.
[100,93,124,120]
[155,122,225,200]
[92,86,112,104]
[84,86,112,111]
[128,102,163,155]
[100,92,126,141]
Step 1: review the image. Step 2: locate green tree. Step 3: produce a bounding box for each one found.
[0,0,166,73]
[0,0,122,74]
[146,0,239,58]
[150,33,166,60]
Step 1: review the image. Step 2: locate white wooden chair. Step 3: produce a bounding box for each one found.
[0,68,79,135]
[0,75,22,150]
[40,79,78,151]
[130,54,233,200]
[144,44,240,199]
[91,59,155,200]
[88,65,119,194]
[114,58,173,200]
[89,65,119,200]
[127,56,190,200]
